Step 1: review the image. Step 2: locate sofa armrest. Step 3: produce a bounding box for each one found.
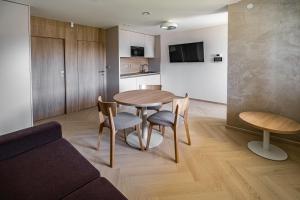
[0,121,62,160]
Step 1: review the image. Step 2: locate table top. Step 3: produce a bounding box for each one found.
[113,90,175,107]
[239,112,300,134]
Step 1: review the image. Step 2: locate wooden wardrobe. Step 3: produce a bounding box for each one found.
[31,16,106,121]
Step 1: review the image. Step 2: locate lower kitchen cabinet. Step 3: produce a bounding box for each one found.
[119,74,161,92]
[119,76,137,92]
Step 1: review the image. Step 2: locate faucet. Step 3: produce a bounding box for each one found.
[140,64,148,73]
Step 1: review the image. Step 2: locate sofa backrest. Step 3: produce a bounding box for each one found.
[0,121,62,161]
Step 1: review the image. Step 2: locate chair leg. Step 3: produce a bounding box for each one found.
[123,129,127,143]
[97,124,104,151]
[146,124,153,150]
[184,118,191,145]
[173,127,179,163]
[136,124,144,151]
[110,129,116,168]
[162,126,165,137]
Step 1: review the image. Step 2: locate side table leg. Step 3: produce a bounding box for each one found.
[263,130,270,151]
[248,130,288,161]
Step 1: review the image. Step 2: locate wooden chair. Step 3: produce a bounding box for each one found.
[136,84,162,117]
[146,94,191,163]
[140,84,162,90]
[97,96,144,168]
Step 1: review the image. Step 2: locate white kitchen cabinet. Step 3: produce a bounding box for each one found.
[130,32,145,47]
[144,35,155,58]
[119,29,155,58]
[119,74,161,92]
[136,75,160,88]
[119,30,131,57]
[119,77,137,92]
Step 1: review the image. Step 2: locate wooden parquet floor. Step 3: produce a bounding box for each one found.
[38,101,300,200]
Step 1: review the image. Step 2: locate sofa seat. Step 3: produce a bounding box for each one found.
[0,138,99,200]
[63,177,127,200]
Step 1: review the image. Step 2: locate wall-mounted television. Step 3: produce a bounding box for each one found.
[169,42,204,63]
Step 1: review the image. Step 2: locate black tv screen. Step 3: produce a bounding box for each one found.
[169,42,204,63]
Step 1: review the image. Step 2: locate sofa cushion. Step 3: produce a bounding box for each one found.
[63,177,128,200]
[0,122,62,161]
[0,138,99,200]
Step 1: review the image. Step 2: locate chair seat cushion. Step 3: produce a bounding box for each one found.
[104,112,142,130]
[63,177,127,200]
[136,105,161,111]
[147,110,175,127]
[0,138,100,200]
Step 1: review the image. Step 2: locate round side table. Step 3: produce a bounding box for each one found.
[239,112,300,161]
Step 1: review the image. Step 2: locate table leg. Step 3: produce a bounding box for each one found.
[248,130,288,161]
[126,107,163,149]
[141,107,148,140]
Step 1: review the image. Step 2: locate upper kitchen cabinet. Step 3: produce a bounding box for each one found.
[119,29,155,58]
[130,31,145,47]
[119,30,131,57]
[144,34,155,58]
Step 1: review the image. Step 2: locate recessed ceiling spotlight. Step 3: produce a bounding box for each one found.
[247,3,254,9]
[160,21,178,30]
[142,11,151,16]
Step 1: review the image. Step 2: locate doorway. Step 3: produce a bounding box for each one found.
[31,37,66,121]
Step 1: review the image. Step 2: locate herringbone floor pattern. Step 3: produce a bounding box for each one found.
[38,101,300,200]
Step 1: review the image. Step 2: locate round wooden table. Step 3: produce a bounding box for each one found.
[114,90,175,149]
[239,112,300,161]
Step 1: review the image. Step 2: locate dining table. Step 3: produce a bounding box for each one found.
[113,89,175,149]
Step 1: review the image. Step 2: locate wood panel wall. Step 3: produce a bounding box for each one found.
[31,16,106,113]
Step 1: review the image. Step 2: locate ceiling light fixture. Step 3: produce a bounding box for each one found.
[142,11,151,16]
[246,3,254,9]
[160,21,178,30]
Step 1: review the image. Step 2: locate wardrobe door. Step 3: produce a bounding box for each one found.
[31,37,66,121]
[78,41,105,110]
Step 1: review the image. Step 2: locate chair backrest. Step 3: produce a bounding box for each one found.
[172,94,190,126]
[139,84,162,90]
[97,96,117,124]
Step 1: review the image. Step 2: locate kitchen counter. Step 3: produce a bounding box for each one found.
[120,72,160,79]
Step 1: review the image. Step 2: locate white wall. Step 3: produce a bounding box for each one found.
[160,25,228,104]
[0,1,32,135]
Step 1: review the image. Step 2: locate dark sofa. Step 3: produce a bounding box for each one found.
[0,122,127,200]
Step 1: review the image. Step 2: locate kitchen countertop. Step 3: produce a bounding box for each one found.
[120,72,160,78]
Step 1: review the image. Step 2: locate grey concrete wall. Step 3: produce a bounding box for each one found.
[227,0,300,140]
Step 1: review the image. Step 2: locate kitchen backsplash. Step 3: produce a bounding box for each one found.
[120,57,149,74]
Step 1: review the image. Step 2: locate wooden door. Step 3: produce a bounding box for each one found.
[78,41,105,110]
[31,37,66,121]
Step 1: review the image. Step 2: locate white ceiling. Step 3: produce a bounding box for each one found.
[26,0,240,34]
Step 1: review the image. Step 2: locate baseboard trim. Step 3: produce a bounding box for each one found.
[175,95,227,105]
[225,125,300,146]
[191,98,227,105]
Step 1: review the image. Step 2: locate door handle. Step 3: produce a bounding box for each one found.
[98,70,105,73]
